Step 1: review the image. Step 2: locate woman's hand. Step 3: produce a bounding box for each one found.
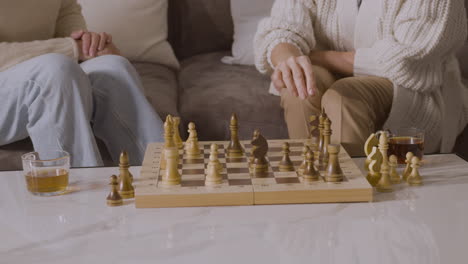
[71,30,112,58]
[270,43,317,99]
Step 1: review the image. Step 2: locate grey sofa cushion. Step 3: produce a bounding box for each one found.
[0,62,177,171]
[178,51,288,141]
[168,0,233,60]
[133,62,179,118]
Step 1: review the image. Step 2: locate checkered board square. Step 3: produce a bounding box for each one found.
[135,139,372,208]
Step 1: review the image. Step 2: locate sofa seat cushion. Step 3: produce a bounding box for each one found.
[132,62,179,119]
[178,51,288,140]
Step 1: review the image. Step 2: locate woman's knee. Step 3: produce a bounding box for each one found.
[87,55,134,73]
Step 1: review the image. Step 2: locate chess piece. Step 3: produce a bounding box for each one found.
[186,122,201,159]
[402,152,414,182]
[303,150,320,181]
[119,151,134,198]
[119,150,133,184]
[298,145,310,175]
[364,133,379,172]
[317,109,327,153]
[309,114,320,139]
[172,117,184,149]
[389,155,401,184]
[319,117,332,168]
[249,129,260,165]
[251,131,269,177]
[205,144,223,186]
[107,175,123,206]
[162,144,181,186]
[324,144,344,182]
[366,146,382,186]
[279,142,295,172]
[378,132,390,166]
[407,156,423,186]
[161,115,176,170]
[376,162,393,192]
[227,113,244,158]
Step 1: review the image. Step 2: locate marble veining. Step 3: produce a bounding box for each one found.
[0,155,467,264]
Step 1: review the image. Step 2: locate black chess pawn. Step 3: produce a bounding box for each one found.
[279,142,294,172]
[302,151,320,182]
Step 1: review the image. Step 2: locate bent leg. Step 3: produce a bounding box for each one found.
[80,55,164,165]
[280,65,336,138]
[0,54,102,166]
[322,76,393,156]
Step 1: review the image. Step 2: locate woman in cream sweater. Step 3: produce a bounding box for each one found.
[255,0,468,156]
[0,0,164,166]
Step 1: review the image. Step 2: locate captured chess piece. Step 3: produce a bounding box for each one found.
[324,144,344,182]
[364,133,379,172]
[298,145,310,175]
[205,144,223,186]
[119,150,133,184]
[185,122,201,159]
[389,155,401,184]
[227,113,244,158]
[279,142,295,172]
[376,162,393,192]
[366,146,382,186]
[302,150,320,182]
[251,131,269,177]
[319,117,332,168]
[407,156,423,186]
[107,175,123,206]
[119,151,134,198]
[402,152,414,182]
[172,117,184,149]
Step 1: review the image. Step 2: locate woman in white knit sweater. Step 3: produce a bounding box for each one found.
[255,0,468,156]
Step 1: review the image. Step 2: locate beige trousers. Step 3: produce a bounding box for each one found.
[280,65,393,156]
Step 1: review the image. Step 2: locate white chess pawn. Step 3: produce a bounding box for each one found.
[205,144,223,186]
[186,122,200,158]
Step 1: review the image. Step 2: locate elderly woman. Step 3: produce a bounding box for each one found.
[0,0,164,166]
[255,0,468,156]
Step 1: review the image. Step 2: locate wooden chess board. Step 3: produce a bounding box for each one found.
[135,139,373,208]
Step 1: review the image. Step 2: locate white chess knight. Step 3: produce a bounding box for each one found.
[205,144,223,186]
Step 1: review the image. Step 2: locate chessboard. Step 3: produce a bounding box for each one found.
[135,139,372,208]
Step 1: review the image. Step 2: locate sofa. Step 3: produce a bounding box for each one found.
[0,0,467,171]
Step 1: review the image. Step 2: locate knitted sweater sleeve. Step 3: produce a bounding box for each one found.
[55,0,88,37]
[254,0,316,74]
[354,0,467,93]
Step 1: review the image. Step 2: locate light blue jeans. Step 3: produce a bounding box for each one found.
[0,54,164,167]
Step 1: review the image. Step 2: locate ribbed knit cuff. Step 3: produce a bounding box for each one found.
[353,47,381,77]
[66,37,80,61]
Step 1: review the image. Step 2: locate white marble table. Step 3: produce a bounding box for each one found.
[1,155,467,264]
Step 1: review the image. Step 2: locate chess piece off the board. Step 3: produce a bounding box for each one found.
[251,131,269,177]
[298,145,310,175]
[205,144,223,186]
[172,117,184,149]
[364,133,379,171]
[402,152,414,182]
[389,155,401,184]
[303,151,320,182]
[366,146,382,186]
[324,144,344,182]
[279,142,294,172]
[119,151,134,198]
[119,150,133,184]
[376,163,393,192]
[185,122,201,159]
[107,175,123,206]
[407,156,423,186]
[227,113,244,158]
